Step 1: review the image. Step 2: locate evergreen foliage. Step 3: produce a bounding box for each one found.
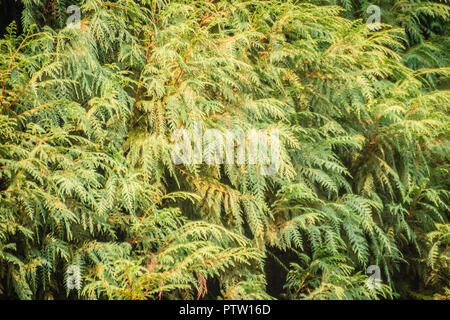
[0,0,448,299]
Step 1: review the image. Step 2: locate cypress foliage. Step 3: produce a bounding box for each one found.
[0,0,448,299]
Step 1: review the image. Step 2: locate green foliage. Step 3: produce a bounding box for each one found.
[0,0,448,300]
[284,248,394,300]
